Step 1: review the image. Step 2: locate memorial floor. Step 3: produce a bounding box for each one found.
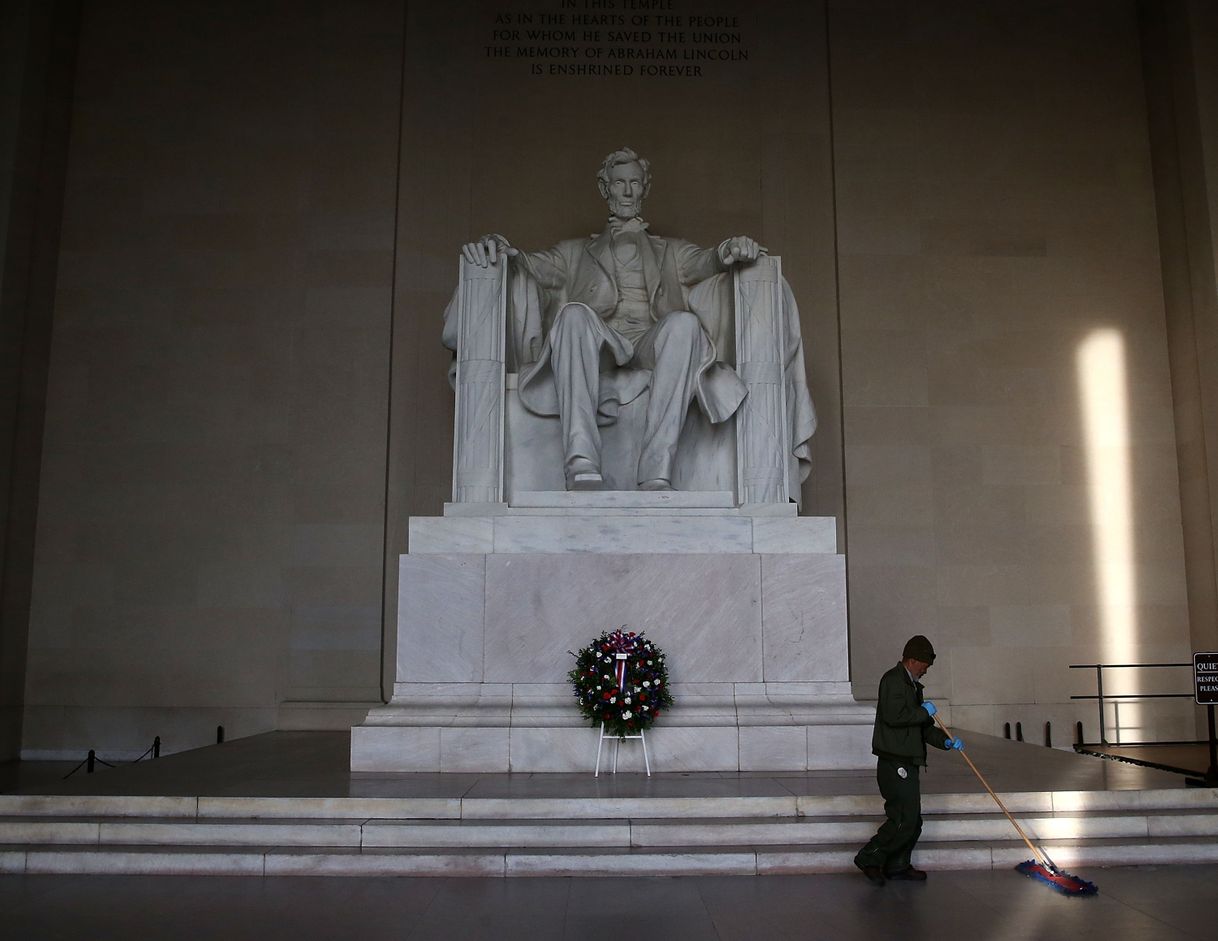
[0,728,1192,798]
[0,865,1215,939]
[2,731,1215,938]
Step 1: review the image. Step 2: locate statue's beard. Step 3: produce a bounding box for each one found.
[607,195,643,220]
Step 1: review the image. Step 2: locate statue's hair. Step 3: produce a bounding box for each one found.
[596,147,652,197]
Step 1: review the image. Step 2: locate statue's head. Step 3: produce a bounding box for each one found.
[596,147,651,220]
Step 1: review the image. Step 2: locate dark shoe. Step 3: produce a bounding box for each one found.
[885,867,928,881]
[854,858,885,886]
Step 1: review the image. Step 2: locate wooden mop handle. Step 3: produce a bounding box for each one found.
[931,711,1052,869]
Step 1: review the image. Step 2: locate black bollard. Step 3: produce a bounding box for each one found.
[1075,721,1084,746]
[87,749,96,773]
[1015,721,1024,742]
[1003,722,1011,739]
[153,736,161,758]
[1044,721,1052,748]
[216,725,225,744]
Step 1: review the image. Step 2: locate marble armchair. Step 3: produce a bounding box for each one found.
[449,254,801,505]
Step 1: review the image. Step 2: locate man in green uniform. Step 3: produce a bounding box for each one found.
[854,634,965,885]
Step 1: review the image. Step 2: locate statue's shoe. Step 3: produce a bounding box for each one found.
[638,478,673,491]
[566,459,604,491]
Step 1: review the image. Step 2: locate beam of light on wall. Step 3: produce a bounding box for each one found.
[1077,329,1140,740]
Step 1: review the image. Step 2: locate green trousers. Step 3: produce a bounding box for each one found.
[854,757,922,874]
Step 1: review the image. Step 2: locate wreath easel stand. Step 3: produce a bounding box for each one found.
[594,722,651,776]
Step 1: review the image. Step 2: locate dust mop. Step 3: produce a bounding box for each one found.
[932,713,1098,896]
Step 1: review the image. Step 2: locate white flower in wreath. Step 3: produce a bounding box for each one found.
[643,681,651,688]
[622,711,633,720]
[610,697,616,704]
[642,705,649,711]
[624,698,631,704]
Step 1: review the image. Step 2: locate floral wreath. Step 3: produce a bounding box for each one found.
[568,628,674,739]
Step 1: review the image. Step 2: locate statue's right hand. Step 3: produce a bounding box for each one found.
[461,234,517,267]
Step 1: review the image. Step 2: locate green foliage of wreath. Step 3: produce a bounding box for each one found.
[568,629,674,739]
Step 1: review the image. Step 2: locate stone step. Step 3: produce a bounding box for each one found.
[4,835,1218,878]
[1,786,1214,822]
[3,808,1216,850]
[0,785,1209,821]
[3,783,1214,878]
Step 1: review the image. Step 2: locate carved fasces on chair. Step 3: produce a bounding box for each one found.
[734,256,790,505]
[451,258,507,503]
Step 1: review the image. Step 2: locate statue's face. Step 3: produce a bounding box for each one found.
[604,161,646,220]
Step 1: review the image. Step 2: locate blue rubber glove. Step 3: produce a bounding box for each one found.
[945,737,965,751]
[921,700,937,717]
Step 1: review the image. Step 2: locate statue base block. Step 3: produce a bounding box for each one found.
[351,501,874,772]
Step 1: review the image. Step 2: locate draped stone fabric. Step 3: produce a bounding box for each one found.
[443,227,817,500]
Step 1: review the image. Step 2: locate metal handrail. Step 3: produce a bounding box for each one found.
[1068,661,1192,746]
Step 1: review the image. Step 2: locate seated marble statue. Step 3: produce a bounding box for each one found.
[445,146,816,495]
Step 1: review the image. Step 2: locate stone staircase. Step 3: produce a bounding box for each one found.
[3,786,1217,877]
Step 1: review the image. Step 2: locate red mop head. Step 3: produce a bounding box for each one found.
[1015,860,1098,896]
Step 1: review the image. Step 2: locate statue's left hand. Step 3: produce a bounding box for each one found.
[718,236,766,266]
[461,234,518,268]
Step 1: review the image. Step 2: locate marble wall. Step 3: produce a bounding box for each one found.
[7,0,1217,756]
[18,1,403,757]
[0,0,79,762]
[1141,0,1218,738]
[831,0,1198,740]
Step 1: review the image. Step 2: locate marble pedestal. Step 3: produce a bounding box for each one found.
[351,494,874,772]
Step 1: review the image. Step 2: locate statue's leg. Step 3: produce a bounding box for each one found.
[633,311,711,489]
[548,303,605,489]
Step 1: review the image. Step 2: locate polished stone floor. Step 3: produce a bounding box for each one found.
[1082,741,1218,780]
[1,865,1215,940]
[0,728,1191,799]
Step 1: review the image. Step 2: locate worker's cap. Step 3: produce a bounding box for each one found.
[901,634,936,664]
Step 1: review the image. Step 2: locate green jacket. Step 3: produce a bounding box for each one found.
[871,662,950,765]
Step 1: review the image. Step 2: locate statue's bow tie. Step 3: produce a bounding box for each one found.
[608,216,649,236]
